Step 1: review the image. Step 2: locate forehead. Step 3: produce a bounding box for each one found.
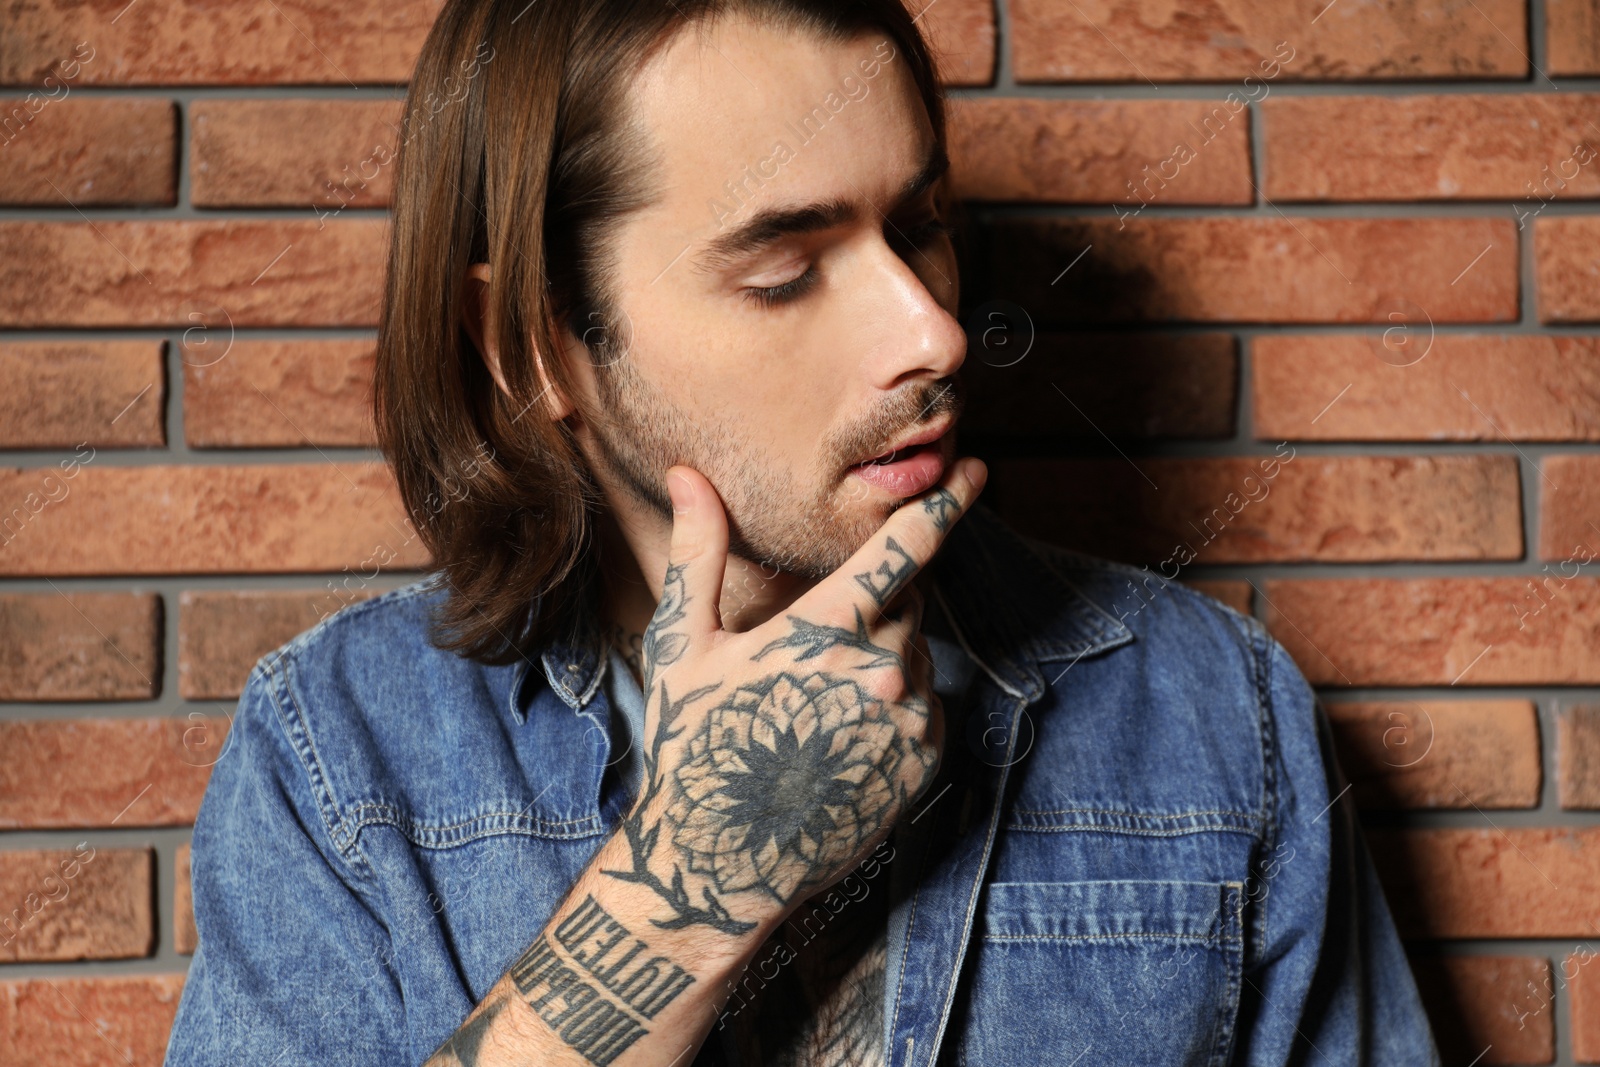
[622,15,935,253]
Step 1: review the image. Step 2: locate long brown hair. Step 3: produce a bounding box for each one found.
[374,0,952,665]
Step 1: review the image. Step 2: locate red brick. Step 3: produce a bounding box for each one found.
[962,333,1236,440]
[1537,217,1600,323]
[0,974,184,1065]
[1325,700,1540,809]
[1370,828,1600,939]
[0,342,165,448]
[0,848,153,962]
[1572,949,1600,1062]
[1264,94,1600,202]
[0,717,226,829]
[1253,334,1600,441]
[0,220,386,327]
[0,463,428,576]
[1010,0,1526,82]
[174,843,195,956]
[1560,705,1600,810]
[0,0,440,85]
[994,454,1521,564]
[1264,578,1600,686]
[190,100,403,208]
[1409,955,1553,1065]
[179,588,381,700]
[0,0,989,87]
[1182,580,1251,616]
[921,0,996,86]
[1539,457,1600,561]
[185,339,376,447]
[0,593,161,702]
[983,217,1518,324]
[948,98,1251,204]
[1549,0,1600,76]
[0,97,175,205]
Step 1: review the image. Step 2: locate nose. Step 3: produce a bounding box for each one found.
[856,233,967,391]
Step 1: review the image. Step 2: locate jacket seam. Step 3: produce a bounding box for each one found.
[269,653,361,858]
[980,932,1242,944]
[1007,805,1260,819]
[255,655,387,899]
[343,805,608,845]
[343,802,602,830]
[1208,882,1247,1067]
[1251,622,1281,974]
[886,821,931,1064]
[1001,824,1261,838]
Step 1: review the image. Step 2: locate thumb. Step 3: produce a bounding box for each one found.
[662,464,728,641]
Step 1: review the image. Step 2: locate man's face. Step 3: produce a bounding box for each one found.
[570,14,968,581]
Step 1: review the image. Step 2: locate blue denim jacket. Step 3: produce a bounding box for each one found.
[163,501,1439,1066]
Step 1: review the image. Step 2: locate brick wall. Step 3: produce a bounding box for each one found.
[1,0,1597,1062]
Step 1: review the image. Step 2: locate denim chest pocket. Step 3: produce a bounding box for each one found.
[952,879,1244,1067]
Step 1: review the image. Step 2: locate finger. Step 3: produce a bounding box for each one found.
[661,464,729,641]
[873,586,927,679]
[878,576,924,634]
[795,455,987,625]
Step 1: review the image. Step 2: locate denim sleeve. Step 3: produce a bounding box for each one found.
[1230,633,1441,1065]
[163,657,406,1067]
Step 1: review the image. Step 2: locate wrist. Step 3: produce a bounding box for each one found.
[582,821,789,973]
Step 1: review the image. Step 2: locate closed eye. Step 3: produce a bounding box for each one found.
[741,265,820,308]
[740,217,955,308]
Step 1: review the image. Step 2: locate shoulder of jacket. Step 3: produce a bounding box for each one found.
[1013,533,1266,644]
[244,576,453,688]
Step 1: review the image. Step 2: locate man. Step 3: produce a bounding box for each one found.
[163,0,1441,1064]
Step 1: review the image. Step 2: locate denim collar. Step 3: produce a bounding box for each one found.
[503,500,1136,724]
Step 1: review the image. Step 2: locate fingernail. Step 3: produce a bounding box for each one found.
[967,458,988,493]
[668,472,691,515]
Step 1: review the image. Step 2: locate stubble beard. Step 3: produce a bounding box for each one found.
[583,335,962,583]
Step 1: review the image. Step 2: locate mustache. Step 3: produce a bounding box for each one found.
[834,376,964,466]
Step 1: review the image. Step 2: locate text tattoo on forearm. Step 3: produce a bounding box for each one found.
[508,893,697,1065]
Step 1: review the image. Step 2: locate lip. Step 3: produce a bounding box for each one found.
[855,415,955,466]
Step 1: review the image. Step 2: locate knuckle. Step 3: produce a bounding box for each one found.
[860,670,906,706]
[668,537,705,564]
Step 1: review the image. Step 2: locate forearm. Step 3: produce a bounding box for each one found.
[423,826,780,1067]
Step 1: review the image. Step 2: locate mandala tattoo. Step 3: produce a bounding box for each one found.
[667,672,902,904]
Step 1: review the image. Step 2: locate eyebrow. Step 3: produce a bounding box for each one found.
[690,145,951,276]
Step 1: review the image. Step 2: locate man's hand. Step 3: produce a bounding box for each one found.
[601,454,989,937]
[422,455,987,1067]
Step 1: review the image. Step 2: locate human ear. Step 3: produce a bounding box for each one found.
[462,262,574,419]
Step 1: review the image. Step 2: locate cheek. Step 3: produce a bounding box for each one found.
[628,289,857,468]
